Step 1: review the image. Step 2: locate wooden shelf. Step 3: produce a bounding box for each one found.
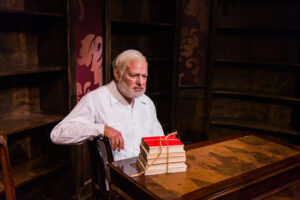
[210,117,299,136]
[212,89,300,104]
[216,26,300,35]
[0,65,66,77]
[148,58,173,62]
[0,156,68,193]
[0,8,64,17]
[0,112,64,136]
[111,19,174,27]
[214,59,300,70]
[111,21,174,36]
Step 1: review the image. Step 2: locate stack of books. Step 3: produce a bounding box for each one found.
[136,135,187,175]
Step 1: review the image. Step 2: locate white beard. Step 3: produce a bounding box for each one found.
[117,78,146,99]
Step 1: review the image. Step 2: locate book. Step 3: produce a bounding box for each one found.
[140,144,186,159]
[138,152,186,165]
[136,134,187,176]
[138,156,186,169]
[139,145,186,164]
[141,135,184,154]
[137,157,187,176]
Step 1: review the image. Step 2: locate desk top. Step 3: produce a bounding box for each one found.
[109,134,300,199]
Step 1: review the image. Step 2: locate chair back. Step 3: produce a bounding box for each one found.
[88,137,113,200]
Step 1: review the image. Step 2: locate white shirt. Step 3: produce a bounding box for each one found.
[50,81,164,161]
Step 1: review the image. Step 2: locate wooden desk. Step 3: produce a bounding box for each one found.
[108,134,300,199]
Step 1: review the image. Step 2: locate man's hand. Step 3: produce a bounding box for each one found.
[104,125,124,152]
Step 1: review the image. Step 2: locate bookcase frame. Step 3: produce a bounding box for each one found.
[0,0,73,198]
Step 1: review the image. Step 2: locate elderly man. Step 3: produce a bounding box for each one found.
[50,49,164,160]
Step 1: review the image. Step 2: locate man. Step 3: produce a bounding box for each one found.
[51,49,164,161]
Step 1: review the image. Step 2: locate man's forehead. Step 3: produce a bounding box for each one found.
[127,58,147,65]
[126,60,148,72]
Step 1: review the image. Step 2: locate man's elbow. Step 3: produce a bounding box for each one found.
[50,126,65,144]
[50,129,82,145]
[50,131,62,144]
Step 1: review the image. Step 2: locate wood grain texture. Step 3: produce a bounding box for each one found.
[0,0,72,199]
[109,134,300,199]
[0,112,63,135]
[0,155,68,194]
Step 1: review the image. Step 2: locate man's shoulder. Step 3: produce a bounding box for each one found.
[87,82,113,96]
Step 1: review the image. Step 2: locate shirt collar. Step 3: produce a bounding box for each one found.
[108,80,147,107]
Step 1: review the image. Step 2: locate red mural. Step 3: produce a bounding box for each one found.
[75,0,103,101]
[178,0,210,87]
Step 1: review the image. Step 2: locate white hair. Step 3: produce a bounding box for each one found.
[112,49,147,75]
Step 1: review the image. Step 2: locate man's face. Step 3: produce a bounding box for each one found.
[116,59,148,99]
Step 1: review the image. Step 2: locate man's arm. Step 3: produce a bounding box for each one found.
[51,94,125,151]
[104,125,124,151]
[50,94,105,144]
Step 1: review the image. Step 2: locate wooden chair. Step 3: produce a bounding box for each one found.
[88,137,114,200]
[88,137,132,200]
[0,131,16,200]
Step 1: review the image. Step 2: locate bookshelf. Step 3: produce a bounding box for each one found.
[0,0,72,198]
[207,0,300,145]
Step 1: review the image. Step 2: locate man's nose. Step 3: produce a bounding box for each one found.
[136,76,141,84]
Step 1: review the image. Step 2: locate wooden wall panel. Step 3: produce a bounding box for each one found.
[175,89,206,143]
[178,0,210,86]
[174,0,211,143]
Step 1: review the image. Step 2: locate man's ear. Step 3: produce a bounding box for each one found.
[113,69,120,81]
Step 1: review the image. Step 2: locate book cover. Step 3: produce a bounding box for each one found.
[141,135,184,154]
